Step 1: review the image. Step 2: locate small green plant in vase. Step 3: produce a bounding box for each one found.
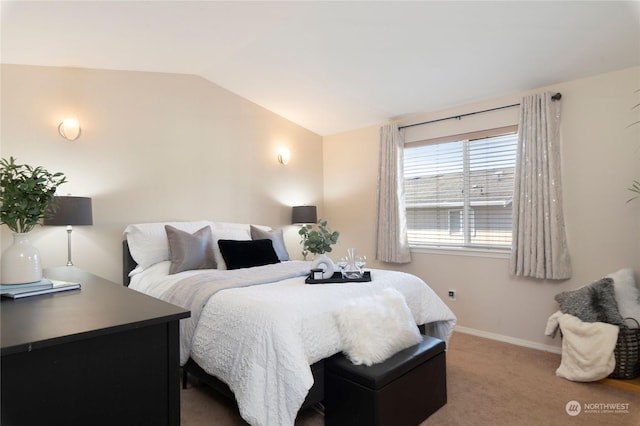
[0,157,67,284]
[298,219,340,260]
[0,157,67,233]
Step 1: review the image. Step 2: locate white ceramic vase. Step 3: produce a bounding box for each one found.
[310,253,335,279]
[1,233,43,284]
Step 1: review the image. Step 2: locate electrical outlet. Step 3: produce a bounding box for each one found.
[448,290,456,301]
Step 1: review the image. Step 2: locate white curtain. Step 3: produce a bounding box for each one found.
[510,92,571,279]
[376,123,411,264]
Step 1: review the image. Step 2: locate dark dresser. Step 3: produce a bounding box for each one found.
[1,267,190,426]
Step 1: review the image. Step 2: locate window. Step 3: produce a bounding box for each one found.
[448,209,474,237]
[404,130,517,250]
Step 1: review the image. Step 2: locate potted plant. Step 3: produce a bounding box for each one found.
[1,157,67,284]
[298,219,340,257]
[299,219,340,279]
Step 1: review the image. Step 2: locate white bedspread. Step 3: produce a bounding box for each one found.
[130,261,456,426]
[134,260,312,365]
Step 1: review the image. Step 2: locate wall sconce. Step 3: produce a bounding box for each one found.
[277,148,290,165]
[58,118,81,141]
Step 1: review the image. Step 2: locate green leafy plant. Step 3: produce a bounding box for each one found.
[628,89,639,203]
[628,180,640,203]
[299,219,340,256]
[0,157,67,233]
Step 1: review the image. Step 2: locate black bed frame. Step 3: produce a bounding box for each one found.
[122,241,326,410]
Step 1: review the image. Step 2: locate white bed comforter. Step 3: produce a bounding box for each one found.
[130,261,456,426]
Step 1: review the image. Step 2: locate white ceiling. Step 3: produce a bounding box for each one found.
[2,1,639,136]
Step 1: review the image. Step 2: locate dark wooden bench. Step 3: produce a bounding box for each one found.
[325,335,447,426]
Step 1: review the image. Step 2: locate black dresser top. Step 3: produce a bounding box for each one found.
[1,267,190,356]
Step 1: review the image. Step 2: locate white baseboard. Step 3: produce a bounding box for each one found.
[454,325,562,355]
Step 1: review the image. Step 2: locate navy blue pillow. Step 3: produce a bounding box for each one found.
[217,239,281,270]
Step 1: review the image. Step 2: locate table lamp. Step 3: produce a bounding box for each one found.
[291,205,317,225]
[44,196,93,266]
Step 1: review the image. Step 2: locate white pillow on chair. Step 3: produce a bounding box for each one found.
[608,268,640,323]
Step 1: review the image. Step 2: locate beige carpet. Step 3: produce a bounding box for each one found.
[181,332,640,426]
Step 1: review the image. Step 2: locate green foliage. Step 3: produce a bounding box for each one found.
[628,89,639,203]
[628,180,640,203]
[298,219,340,255]
[0,157,67,233]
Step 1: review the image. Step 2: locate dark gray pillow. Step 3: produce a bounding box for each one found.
[250,225,289,261]
[165,225,216,274]
[554,278,623,325]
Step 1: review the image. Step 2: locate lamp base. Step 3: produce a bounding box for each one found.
[66,226,75,267]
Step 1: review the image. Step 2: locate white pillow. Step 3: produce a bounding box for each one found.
[334,288,423,366]
[210,222,254,270]
[607,268,640,325]
[124,220,211,274]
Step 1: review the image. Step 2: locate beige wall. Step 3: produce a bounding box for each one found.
[0,64,324,284]
[324,67,640,350]
[2,63,639,350]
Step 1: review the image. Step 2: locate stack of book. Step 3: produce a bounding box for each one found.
[0,278,81,299]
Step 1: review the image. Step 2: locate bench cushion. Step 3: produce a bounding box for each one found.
[327,335,445,390]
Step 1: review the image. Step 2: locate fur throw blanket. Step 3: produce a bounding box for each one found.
[546,311,619,382]
[334,288,423,366]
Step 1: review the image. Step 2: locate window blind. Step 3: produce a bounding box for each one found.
[404,131,517,249]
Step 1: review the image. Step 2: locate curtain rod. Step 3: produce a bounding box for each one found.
[399,92,562,130]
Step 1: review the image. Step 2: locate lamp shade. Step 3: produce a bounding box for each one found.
[292,205,317,224]
[44,196,93,226]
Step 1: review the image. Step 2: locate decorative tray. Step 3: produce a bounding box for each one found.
[305,271,371,284]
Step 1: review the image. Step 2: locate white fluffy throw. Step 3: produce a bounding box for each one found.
[554,313,619,382]
[334,288,423,366]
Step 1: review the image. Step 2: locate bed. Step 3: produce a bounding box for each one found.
[122,220,456,426]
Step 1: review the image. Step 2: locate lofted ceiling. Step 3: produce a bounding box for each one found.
[2,1,639,136]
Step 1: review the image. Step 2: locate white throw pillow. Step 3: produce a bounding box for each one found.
[607,268,640,325]
[334,288,423,366]
[210,223,253,270]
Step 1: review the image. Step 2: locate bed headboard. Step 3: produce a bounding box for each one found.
[122,240,136,287]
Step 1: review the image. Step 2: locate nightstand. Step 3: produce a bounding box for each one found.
[1,267,190,426]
